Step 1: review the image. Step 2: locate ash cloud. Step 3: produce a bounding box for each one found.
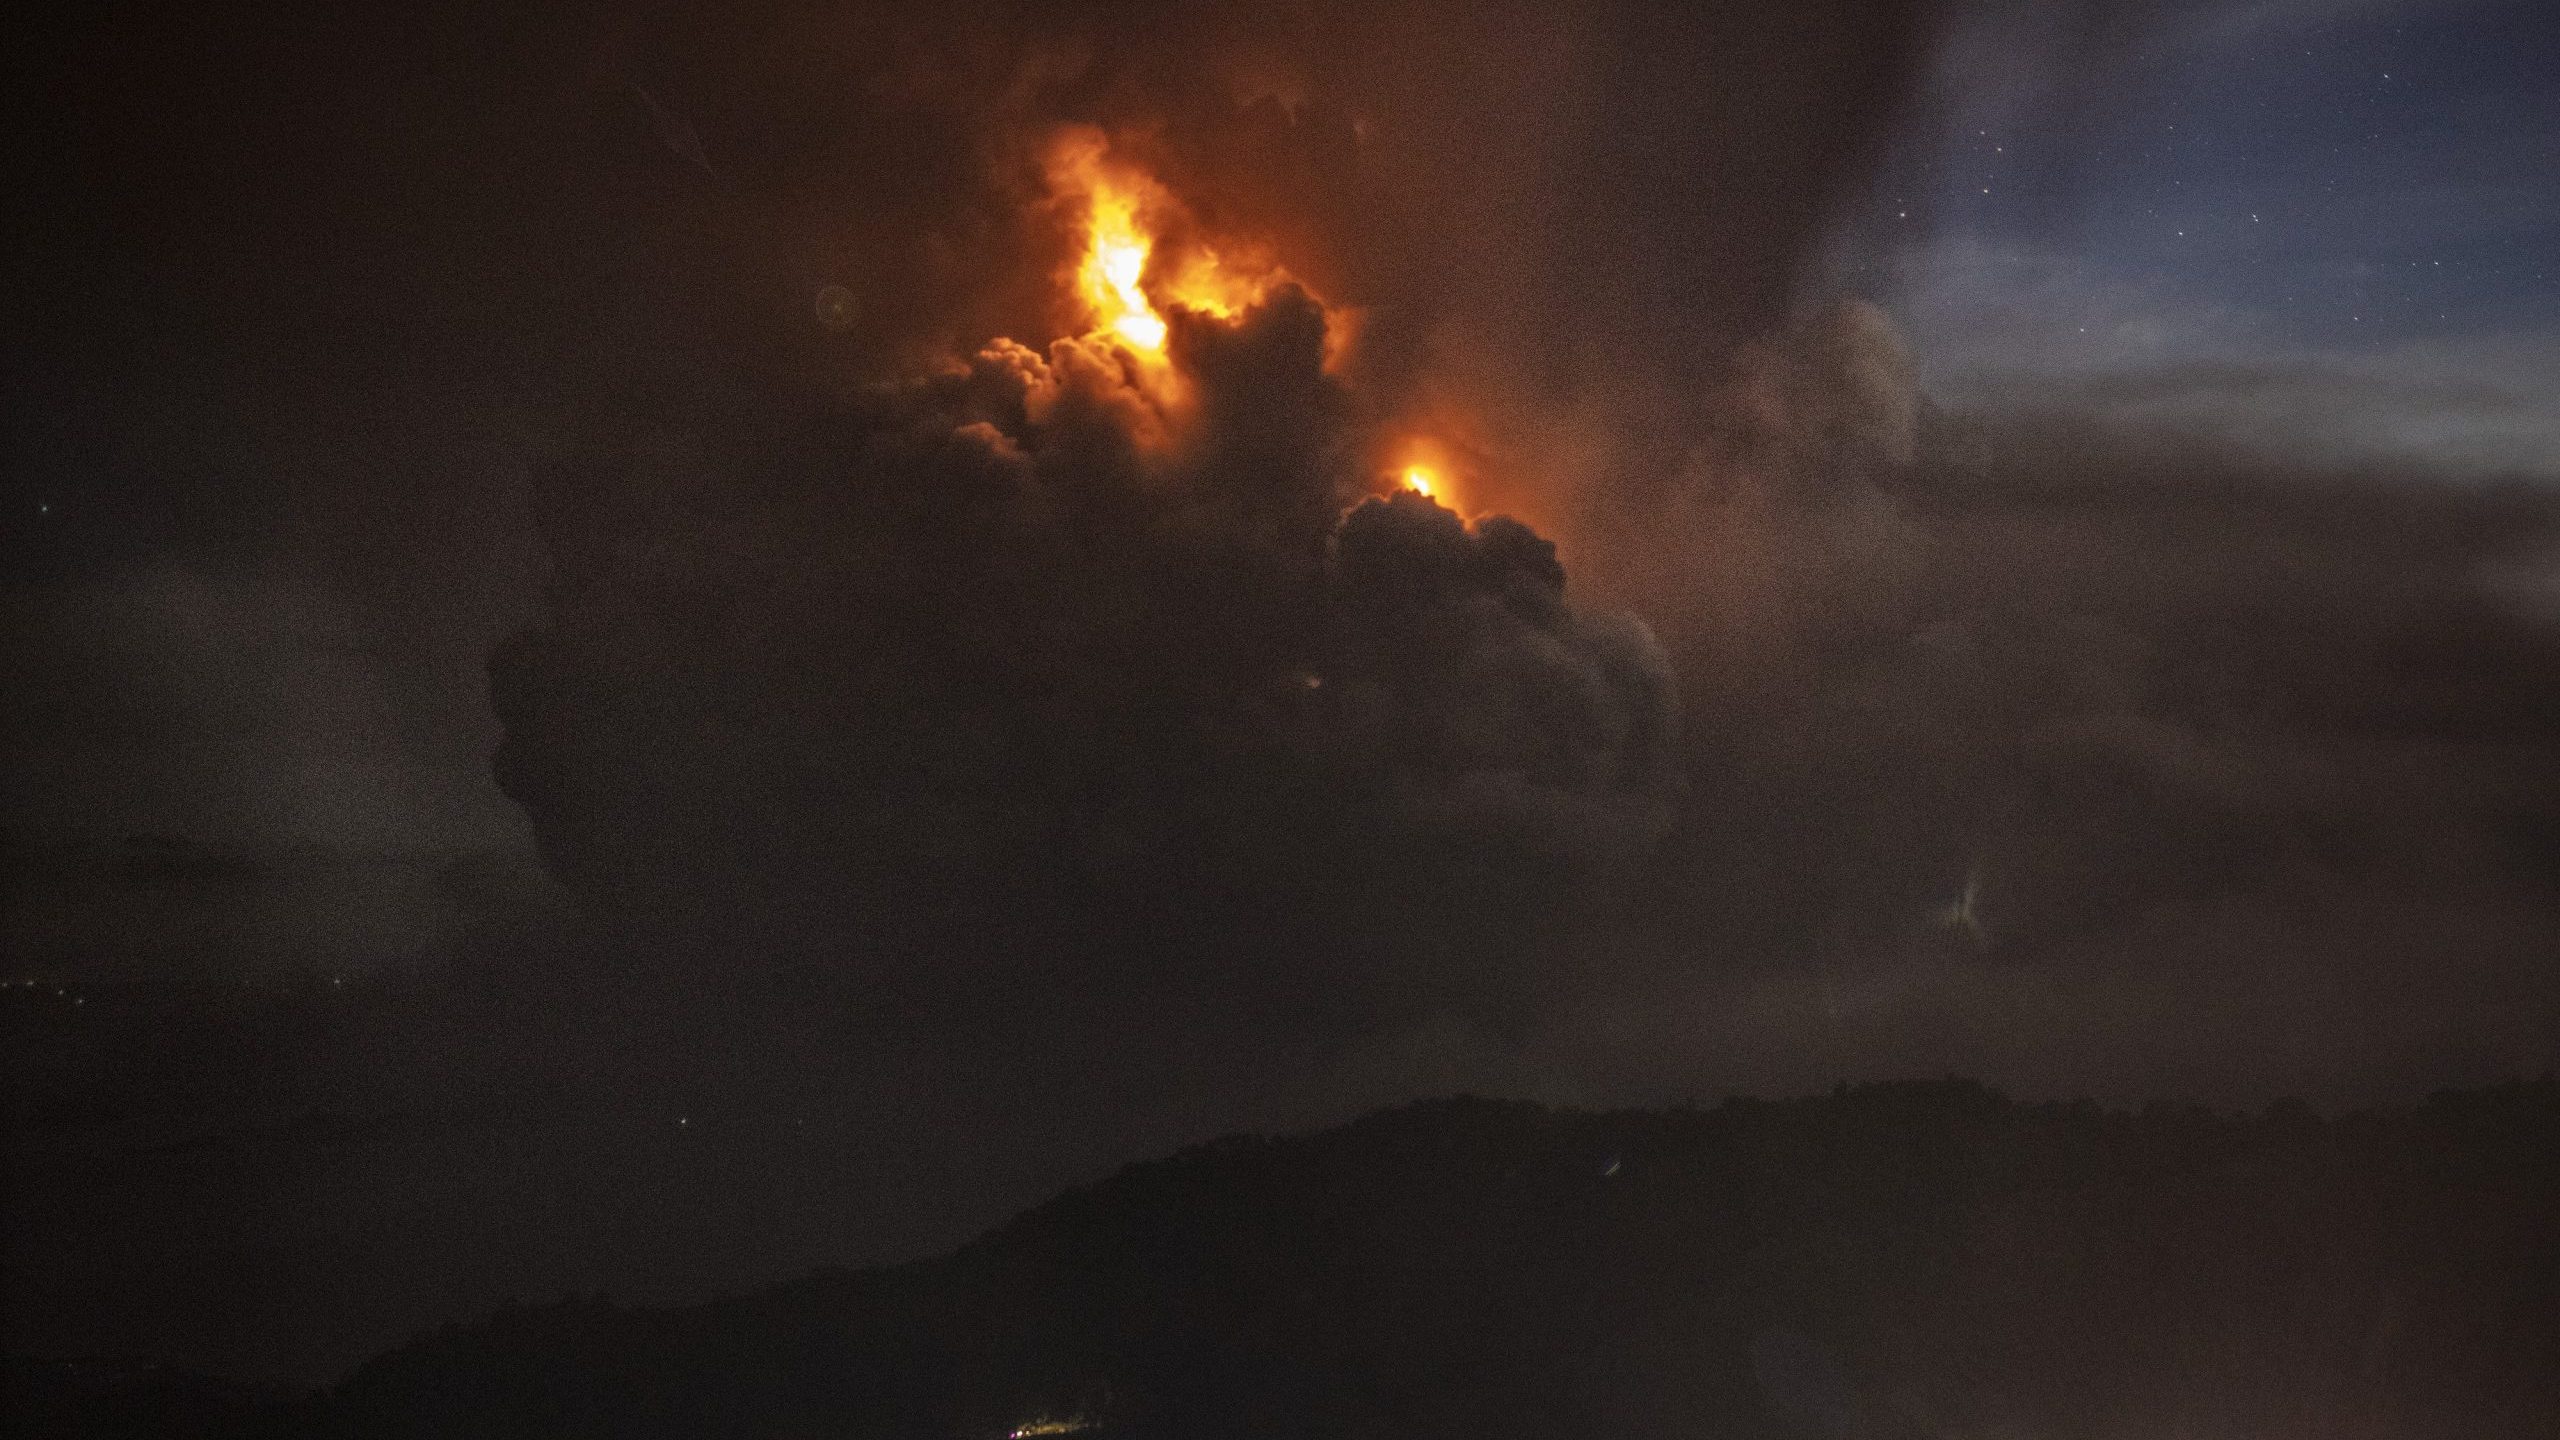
[1567,327,2560,1101]
[476,0,1945,1037]
[492,285,1675,1036]
[481,2,2560,1105]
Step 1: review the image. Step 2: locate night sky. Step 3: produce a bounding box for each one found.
[6,0,2557,1388]
[1871,0,2559,468]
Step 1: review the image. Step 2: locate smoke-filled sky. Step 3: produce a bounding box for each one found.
[5,0,2557,1384]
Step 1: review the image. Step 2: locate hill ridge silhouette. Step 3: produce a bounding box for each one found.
[18,1078,2557,1438]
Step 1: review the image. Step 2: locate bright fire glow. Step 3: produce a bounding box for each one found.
[1054,131,1282,364]
[1081,183,1168,353]
[1401,465,1437,498]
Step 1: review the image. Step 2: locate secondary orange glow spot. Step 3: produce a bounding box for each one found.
[1389,435,1460,506]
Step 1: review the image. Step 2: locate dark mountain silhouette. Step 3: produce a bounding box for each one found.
[19,1079,2557,1438]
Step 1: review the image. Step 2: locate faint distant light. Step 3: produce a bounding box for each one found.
[676,1116,690,1127]
[815,284,859,331]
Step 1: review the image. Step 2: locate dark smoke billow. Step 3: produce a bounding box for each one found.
[485,1,2560,1102]
[476,0,1952,1041]
[492,282,1674,1034]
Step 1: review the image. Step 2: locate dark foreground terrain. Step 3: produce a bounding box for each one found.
[13,1078,2557,1438]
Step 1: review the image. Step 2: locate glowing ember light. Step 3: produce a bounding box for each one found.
[1402,465,1437,498]
[1052,131,1284,365]
[1009,1419,1097,1438]
[1080,180,1168,353]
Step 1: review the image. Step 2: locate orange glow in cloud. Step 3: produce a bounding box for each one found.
[1050,130,1284,367]
[1388,434,1464,510]
[1160,242,1267,324]
[1080,180,1168,353]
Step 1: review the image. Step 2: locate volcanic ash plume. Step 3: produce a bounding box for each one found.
[489,136,1673,1029]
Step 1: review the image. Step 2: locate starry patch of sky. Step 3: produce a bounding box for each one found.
[1856,0,2560,475]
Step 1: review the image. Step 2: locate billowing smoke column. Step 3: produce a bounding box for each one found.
[490,143,1673,1029]
[484,2,2560,1100]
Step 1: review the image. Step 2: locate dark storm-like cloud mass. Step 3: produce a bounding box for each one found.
[1570,315,2560,1098]
[491,286,1676,1030]
[477,1,2560,1099]
[485,280,2560,1113]
[452,0,1947,1030]
[1608,302,2560,951]
[4,0,1938,901]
